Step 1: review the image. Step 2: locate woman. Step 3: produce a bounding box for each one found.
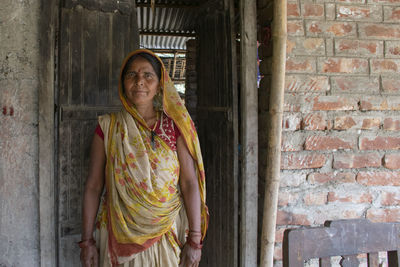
[79,49,208,267]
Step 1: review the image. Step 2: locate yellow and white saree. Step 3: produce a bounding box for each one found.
[95,49,208,266]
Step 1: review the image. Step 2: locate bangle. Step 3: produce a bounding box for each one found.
[77,238,96,248]
[186,238,203,250]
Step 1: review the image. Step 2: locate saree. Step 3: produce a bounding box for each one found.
[95,49,208,266]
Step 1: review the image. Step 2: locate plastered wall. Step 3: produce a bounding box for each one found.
[0,0,41,266]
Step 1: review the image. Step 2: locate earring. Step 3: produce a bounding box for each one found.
[153,90,163,111]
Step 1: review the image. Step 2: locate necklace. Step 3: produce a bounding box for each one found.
[150,112,160,149]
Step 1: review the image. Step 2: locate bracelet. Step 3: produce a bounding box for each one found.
[77,238,96,248]
[186,238,203,250]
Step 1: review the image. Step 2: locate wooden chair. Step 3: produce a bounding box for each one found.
[283,219,400,267]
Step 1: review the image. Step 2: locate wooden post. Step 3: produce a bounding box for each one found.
[260,0,287,266]
[240,0,258,266]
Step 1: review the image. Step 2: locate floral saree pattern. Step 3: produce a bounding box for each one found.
[96,49,208,266]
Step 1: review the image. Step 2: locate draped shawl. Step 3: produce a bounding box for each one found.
[97,49,208,266]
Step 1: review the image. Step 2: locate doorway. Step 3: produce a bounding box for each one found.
[47,0,241,266]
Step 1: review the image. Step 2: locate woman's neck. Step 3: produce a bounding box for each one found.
[136,104,157,125]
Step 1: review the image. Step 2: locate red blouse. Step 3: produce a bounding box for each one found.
[95,113,181,151]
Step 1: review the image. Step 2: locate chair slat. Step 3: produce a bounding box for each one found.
[367,252,379,267]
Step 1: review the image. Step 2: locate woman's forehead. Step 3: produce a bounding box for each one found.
[127,56,156,72]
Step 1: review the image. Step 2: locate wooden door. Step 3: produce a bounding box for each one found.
[57,1,139,265]
[196,2,239,267]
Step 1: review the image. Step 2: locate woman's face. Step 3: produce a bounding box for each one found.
[123,56,160,108]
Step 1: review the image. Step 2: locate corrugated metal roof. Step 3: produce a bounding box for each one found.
[136,0,202,50]
[139,35,194,50]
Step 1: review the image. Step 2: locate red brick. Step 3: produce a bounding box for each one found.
[336,0,366,2]
[282,113,301,131]
[328,192,373,204]
[304,135,354,151]
[360,24,400,39]
[331,76,380,94]
[371,59,400,74]
[384,6,400,22]
[281,153,327,170]
[381,191,400,206]
[302,112,330,131]
[286,57,316,73]
[288,2,300,17]
[336,5,382,21]
[319,58,368,74]
[280,172,306,187]
[276,210,311,225]
[313,96,358,111]
[278,191,299,206]
[275,228,286,243]
[385,41,400,58]
[307,172,356,184]
[287,20,304,36]
[287,38,325,56]
[335,116,381,132]
[304,192,327,205]
[334,116,357,130]
[285,75,329,92]
[359,136,400,150]
[383,118,400,130]
[274,246,283,261]
[284,95,302,112]
[383,154,400,169]
[361,118,381,130]
[357,171,400,186]
[302,3,324,18]
[306,21,356,37]
[366,208,400,223]
[360,97,400,111]
[382,77,400,93]
[335,39,383,57]
[333,153,381,169]
[281,133,304,152]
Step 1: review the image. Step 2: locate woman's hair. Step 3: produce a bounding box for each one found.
[122,52,162,82]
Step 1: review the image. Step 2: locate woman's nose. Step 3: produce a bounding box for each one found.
[135,75,144,86]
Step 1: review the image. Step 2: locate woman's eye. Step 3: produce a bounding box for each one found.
[145,73,153,78]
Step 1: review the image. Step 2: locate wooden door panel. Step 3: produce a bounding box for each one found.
[57,2,138,265]
[197,6,238,267]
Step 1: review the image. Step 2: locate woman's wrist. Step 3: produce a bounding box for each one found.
[77,238,96,249]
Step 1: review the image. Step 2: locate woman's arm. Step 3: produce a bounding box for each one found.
[80,134,106,267]
[177,136,202,266]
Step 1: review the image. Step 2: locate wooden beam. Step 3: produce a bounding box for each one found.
[240,0,258,266]
[260,0,287,266]
[38,0,58,266]
[172,51,177,79]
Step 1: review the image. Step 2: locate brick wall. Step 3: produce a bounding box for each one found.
[185,39,198,123]
[258,0,400,264]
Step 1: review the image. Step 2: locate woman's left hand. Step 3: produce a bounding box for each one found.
[179,243,201,267]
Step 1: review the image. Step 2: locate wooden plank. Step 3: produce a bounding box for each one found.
[98,13,111,105]
[70,9,83,105]
[111,13,125,105]
[368,252,379,267]
[239,0,258,266]
[83,10,99,105]
[320,257,331,267]
[59,9,70,105]
[38,0,58,265]
[388,250,400,267]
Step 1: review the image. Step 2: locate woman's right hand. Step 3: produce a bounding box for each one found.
[80,245,99,267]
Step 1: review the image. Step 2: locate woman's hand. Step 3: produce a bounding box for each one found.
[80,244,99,267]
[179,243,201,267]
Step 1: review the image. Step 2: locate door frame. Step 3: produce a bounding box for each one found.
[38,0,259,266]
[38,0,59,266]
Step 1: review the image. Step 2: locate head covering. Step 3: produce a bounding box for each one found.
[100,49,208,265]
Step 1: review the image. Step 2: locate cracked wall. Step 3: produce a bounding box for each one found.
[0,0,40,266]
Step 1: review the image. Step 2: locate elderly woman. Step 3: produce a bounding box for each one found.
[79,49,208,267]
